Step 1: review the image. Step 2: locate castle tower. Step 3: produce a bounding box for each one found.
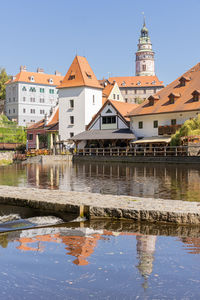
[135,18,155,76]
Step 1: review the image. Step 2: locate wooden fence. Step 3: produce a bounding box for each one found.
[75,146,200,157]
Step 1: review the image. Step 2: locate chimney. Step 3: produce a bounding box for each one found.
[20,66,27,72]
[37,68,44,73]
[55,70,61,76]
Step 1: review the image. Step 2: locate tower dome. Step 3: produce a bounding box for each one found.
[135,18,155,76]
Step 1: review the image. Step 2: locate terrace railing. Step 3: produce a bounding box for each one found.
[75,146,200,157]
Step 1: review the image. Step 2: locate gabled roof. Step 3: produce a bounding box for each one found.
[58,56,102,89]
[128,63,200,117]
[87,99,138,130]
[27,106,59,130]
[108,75,164,88]
[6,71,63,86]
[102,82,114,101]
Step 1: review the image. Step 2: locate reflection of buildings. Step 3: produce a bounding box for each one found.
[136,235,157,289]
[180,237,200,254]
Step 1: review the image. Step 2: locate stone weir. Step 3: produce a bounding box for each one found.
[0,186,199,225]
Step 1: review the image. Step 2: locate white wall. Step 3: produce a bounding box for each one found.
[130,110,200,138]
[6,82,58,126]
[59,86,102,141]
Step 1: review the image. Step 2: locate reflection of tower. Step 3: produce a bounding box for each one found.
[136,235,157,289]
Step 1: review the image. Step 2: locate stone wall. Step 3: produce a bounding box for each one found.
[0,151,14,162]
[73,155,200,164]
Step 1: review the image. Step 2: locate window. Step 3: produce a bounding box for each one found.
[28,134,33,140]
[29,87,36,92]
[171,119,176,125]
[106,109,112,113]
[23,108,26,113]
[144,89,146,94]
[70,132,74,138]
[49,78,53,84]
[68,75,75,80]
[13,109,15,113]
[9,109,11,114]
[23,97,26,102]
[153,120,158,128]
[135,90,137,94]
[40,98,45,103]
[70,116,74,125]
[142,65,146,71]
[13,97,15,102]
[138,121,143,129]
[49,89,54,94]
[93,95,95,105]
[22,86,26,91]
[30,76,34,82]
[30,109,35,114]
[102,116,116,124]
[40,109,45,114]
[113,94,116,100]
[86,72,92,79]
[117,95,119,100]
[125,98,128,103]
[70,99,74,109]
[40,88,45,93]
[9,98,11,102]
[30,120,35,123]
[30,97,35,102]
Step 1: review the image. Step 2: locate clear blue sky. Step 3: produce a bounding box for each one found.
[0,0,200,85]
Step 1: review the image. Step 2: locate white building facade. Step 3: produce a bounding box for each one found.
[58,56,103,142]
[5,67,63,127]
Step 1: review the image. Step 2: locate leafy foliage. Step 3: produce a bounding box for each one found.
[171,115,200,146]
[0,68,9,100]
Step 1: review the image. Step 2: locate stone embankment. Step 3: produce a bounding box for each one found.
[0,185,200,225]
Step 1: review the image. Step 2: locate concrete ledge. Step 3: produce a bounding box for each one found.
[73,155,200,164]
[0,186,200,225]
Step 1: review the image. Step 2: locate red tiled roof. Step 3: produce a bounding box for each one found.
[128,63,200,117]
[6,71,63,86]
[58,56,102,89]
[109,75,164,88]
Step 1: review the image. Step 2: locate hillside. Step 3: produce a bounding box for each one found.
[0,115,26,144]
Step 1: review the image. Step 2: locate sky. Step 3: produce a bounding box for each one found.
[0,0,200,85]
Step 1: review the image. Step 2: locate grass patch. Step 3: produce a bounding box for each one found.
[0,159,13,166]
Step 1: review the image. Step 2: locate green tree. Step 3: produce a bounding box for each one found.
[0,68,9,100]
[171,115,200,146]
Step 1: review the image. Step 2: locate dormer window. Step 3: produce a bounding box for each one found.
[86,72,92,79]
[152,80,156,85]
[191,90,200,102]
[148,95,159,106]
[68,72,75,80]
[49,78,53,84]
[137,81,141,86]
[179,76,190,87]
[121,81,126,86]
[168,93,180,104]
[30,76,34,82]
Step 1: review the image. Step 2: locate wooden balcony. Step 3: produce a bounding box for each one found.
[158,124,182,135]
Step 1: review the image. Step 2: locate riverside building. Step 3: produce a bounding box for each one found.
[5,66,63,126]
[127,63,200,139]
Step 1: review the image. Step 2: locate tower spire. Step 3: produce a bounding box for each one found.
[142,12,146,27]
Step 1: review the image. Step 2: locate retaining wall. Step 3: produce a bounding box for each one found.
[73,155,200,164]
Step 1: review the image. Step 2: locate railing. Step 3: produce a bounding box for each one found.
[75,146,200,157]
[158,125,182,135]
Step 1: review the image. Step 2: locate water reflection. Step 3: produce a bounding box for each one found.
[0,221,200,298]
[1,161,200,201]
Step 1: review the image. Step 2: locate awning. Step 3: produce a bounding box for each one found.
[132,136,171,144]
[71,129,136,141]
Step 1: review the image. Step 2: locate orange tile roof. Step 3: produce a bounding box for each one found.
[48,107,59,126]
[128,63,200,117]
[102,82,114,100]
[109,75,164,88]
[27,119,45,130]
[58,56,102,89]
[6,71,63,86]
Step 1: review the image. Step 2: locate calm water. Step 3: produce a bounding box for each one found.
[1,161,200,201]
[0,216,200,299]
